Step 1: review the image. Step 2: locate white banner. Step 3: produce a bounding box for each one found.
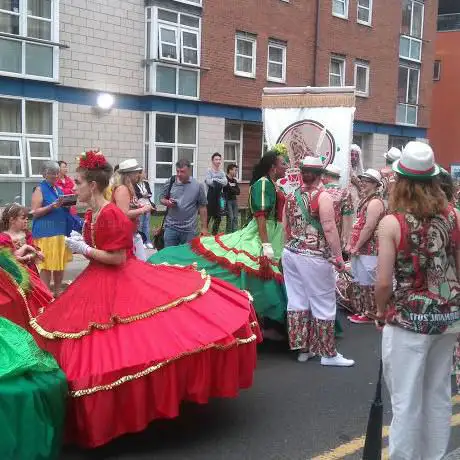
[262,88,356,187]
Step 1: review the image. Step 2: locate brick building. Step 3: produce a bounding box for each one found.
[428,0,460,172]
[0,0,435,205]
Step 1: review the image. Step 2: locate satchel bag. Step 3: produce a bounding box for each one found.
[153,176,175,250]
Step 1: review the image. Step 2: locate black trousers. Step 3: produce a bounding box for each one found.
[207,216,221,235]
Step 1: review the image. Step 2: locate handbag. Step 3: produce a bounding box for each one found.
[153,176,175,250]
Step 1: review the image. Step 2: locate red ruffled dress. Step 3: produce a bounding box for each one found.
[31,203,261,448]
[0,232,53,326]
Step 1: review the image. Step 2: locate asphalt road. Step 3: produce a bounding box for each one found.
[60,256,460,460]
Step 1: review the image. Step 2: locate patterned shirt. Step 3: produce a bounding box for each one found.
[387,208,460,334]
[380,167,396,205]
[324,183,353,238]
[285,186,330,259]
[349,193,385,256]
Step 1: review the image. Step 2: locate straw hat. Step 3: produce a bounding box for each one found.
[118,159,142,173]
[392,142,440,179]
[301,156,324,171]
[384,147,401,162]
[324,164,341,178]
[359,168,382,184]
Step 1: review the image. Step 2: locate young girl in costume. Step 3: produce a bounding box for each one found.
[148,148,289,330]
[0,204,53,324]
[31,150,260,448]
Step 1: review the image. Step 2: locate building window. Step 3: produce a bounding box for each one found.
[388,135,415,151]
[0,0,58,80]
[396,64,420,126]
[267,41,286,83]
[149,113,197,196]
[224,121,242,176]
[145,7,201,99]
[357,0,372,25]
[144,113,150,176]
[172,0,202,5]
[332,0,349,18]
[235,33,256,78]
[354,61,370,97]
[399,0,424,62]
[329,56,345,86]
[0,96,55,205]
[433,60,441,81]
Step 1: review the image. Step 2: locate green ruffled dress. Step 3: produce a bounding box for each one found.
[0,317,67,459]
[0,251,67,459]
[149,177,287,322]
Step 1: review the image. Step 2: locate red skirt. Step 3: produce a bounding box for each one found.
[32,260,261,448]
[0,266,53,330]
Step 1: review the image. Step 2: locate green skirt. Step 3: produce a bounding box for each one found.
[149,219,287,322]
[0,317,67,459]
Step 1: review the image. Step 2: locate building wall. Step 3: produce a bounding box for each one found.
[200,0,316,108]
[428,31,460,168]
[59,0,145,94]
[58,103,144,171]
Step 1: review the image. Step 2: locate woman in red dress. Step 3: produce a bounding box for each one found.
[0,203,53,325]
[31,150,261,449]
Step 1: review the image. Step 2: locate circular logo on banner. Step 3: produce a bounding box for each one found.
[276,120,336,169]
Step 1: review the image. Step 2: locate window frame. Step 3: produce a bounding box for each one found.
[145,6,201,100]
[170,0,202,6]
[224,121,243,179]
[396,64,420,126]
[0,0,59,81]
[357,0,373,26]
[149,112,198,184]
[234,33,257,79]
[267,41,286,83]
[399,0,424,63]
[433,60,441,81]
[354,61,370,97]
[332,0,349,19]
[0,96,57,204]
[329,56,346,87]
[26,138,54,178]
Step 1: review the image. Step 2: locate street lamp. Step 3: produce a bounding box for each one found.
[96,93,115,112]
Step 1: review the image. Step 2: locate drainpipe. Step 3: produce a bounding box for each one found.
[313,0,320,86]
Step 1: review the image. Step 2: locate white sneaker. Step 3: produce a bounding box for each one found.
[321,353,355,367]
[143,244,148,249]
[297,351,316,363]
[146,243,154,249]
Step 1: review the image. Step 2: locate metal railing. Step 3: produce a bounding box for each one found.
[438,13,460,32]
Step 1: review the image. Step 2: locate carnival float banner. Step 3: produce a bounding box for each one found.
[262,86,356,190]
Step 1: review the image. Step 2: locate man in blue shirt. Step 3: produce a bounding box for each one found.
[160,159,208,247]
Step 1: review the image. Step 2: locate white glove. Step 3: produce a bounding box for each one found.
[65,237,91,256]
[262,243,275,260]
[69,230,83,241]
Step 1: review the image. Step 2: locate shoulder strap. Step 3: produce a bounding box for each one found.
[161,176,176,228]
[294,188,323,233]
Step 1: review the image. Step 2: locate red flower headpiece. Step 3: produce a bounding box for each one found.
[78,149,108,169]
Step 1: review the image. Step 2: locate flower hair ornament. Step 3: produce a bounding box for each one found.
[272,143,290,163]
[77,149,108,169]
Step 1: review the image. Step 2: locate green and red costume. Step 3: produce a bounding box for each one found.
[149,176,287,322]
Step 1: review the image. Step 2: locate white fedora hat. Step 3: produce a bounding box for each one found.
[118,158,142,173]
[301,156,324,171]
[324,164,341,178]
[384,147,401,162]
[392,141,440,179]
[359,168,382,184]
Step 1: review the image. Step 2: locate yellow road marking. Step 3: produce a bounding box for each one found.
[312,396,460,460]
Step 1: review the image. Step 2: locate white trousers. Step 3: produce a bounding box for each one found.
[351,255,377,286]
[382,325,456,460]
[283,249,336,320]
[133,233,146,262]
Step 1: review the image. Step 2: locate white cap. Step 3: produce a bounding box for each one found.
[324,164,341,177]
[359,168,382,184]
[384,147,402,162]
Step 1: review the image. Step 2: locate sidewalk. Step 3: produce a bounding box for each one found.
[64,249,157,281]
